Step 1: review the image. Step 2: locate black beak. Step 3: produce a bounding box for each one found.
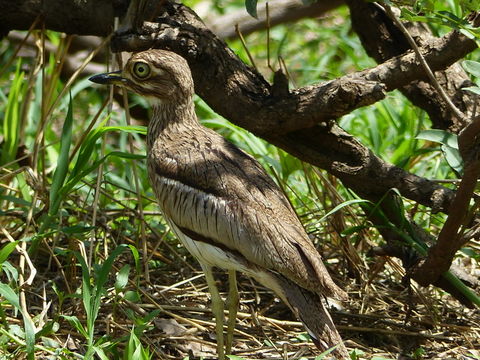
[89,71,125,85]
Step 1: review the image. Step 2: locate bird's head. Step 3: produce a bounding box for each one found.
[89,50,194,105]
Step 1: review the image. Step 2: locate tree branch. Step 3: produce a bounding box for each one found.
[112,14,476,136]
[414,117,480,286]
[0,0,129,37]
[347,0,478,133]
[207,0,343,40]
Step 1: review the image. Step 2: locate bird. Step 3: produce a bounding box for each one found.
[89,49,349,359]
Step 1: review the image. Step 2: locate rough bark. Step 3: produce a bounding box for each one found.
[347,0,480,296]
[0,0,129,37]
[414,118,480,286]
[347,0,477,133]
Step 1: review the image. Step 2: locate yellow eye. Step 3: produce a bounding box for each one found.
[133,62,151,79]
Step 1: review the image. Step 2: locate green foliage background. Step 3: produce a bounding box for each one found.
[0,0,479,359]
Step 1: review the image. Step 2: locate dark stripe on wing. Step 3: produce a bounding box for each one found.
[174,222,245,260]
[153,162,223,197]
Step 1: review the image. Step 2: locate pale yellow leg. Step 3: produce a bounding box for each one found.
[226,269,238,354]
[201,264,225,360]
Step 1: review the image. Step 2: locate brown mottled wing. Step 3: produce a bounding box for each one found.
[149,126,346,300]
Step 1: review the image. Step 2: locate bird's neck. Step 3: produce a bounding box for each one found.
[147,99,198,148]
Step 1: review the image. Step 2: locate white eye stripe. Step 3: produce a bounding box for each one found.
[155,68,166,76]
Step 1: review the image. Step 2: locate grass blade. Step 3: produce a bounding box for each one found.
[49,94,74,216]
[0,241,19,264]
[0,283,36,359]
[70,124,146,180]
[1,59,25,166]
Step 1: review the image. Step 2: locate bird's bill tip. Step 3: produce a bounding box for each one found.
[89,71,125,85]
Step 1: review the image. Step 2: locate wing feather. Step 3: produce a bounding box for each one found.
[148,126,346,300]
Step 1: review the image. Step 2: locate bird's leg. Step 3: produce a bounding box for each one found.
[201,264,225,360]
[226,269,238,354]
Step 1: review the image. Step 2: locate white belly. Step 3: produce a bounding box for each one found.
[169,221,286,301]
[169,221,250,272]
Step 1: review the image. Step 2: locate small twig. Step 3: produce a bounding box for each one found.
[266,2,275,72]
[0,15,41,77]
[41,237,73,294]
[69,96,110,163]
[235,24,257,70]
[337,325,454,340]
[278,55,296,88]
[158,273,204,294]
[250,305,281,356]
[88,38,114,267]
[383,4,467,124]
[45,34,112,120]
[1,227,37,287]
[132,284,209,331]
[1,226,37,336]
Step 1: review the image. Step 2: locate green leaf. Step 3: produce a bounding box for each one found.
[70,124,146,180]
[61,225,96,234]
[115,264,131,293]
[124,290,141,302]
[72,252,93,331]
[416,129,459,149]
[128,244,141,287]
[245,0,258,18]
[0,195,31,207]
[93,345,110,360]
[0,283,21,310]
[1,261,18,282]
[463,60,480,78]
[71,243,130,349]
[318,199,371,222]
[94,244,129,301]
[416,130,463,173]
[463,86,480,95]
[461,247,480,258]
[58,151,145,203]
[442,144,463,174]
[0,283,36,358]
[340,225,368,236]
[62,315,88,338]
[0,241,19,264]
[313,344,339,359]
[459,0,480,12]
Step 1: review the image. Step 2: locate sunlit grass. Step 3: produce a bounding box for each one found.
[0,1,478,358]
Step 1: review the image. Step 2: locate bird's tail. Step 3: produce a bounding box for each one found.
[274,275,348,359]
